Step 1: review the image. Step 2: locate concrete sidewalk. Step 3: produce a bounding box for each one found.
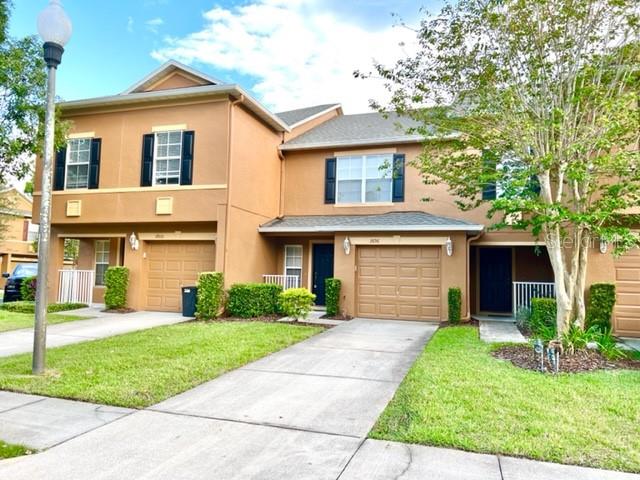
[479,320,528,343]
[0,309,189,358]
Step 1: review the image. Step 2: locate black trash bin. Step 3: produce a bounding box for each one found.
[181,286,198,317]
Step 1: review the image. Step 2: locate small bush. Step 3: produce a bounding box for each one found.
[227,283,282,318]
[562,325,600,355]
[19,276,37,301]
[47,302,88,313]
[530,297,557,339]
[0,301,87,314]
[586,283,616,331]
[325,278,341,316]
[596,328,626,360]
[447,287,462,323]
[195,272,225,319]
[104,267,129,309]
[279,288,315,320]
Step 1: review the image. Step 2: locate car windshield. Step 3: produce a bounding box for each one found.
[13,264,38,278]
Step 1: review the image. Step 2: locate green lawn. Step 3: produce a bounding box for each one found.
[0,440,31,459]
[0,310,90,333]
[371,326,640,473]
[0,321,321,408]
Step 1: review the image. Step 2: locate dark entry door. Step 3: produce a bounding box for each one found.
[312,244,334,306]
[479,248,513,313]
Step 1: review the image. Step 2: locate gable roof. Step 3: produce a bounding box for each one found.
[279,112,429,150]
[258,211,483,233]
[276,104,341,128]
[122,60,223,94]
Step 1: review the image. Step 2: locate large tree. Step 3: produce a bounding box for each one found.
[364,0,640,334]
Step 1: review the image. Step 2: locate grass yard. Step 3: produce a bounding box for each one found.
[371,326,640,473]
[0,310,90,333]
[0,321,321,408]
[0,440,31,459]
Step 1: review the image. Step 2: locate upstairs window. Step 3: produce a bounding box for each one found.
[336,154,393,204]
[154,131,182,185]
[65,138,92,189]
[94,240,110,286]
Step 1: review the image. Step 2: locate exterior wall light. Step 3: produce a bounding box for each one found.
[445,237,453,256]
[599,239,608,254]
[129,232,140,251]
[343,236,351,255]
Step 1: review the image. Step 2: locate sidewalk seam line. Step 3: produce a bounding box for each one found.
[241,367,397,384]
[0,397,47,414]
[335,437,367,479]
[497,455,505,480]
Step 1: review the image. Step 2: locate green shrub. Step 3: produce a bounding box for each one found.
[596,328,626,360]
[0,301,87,314]
[195,272,225,319]
[104,267,129,309]
[530,297,557,339]
[279,288,315,320]
[227,283,282,318]
[447,287,462,323]
[19,276,37,301]
[325,278,341,316]
[586,283,616,331]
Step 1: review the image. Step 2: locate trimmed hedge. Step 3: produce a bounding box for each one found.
[196,272,225,319]
[586,283,616,331]
[227,283,282,318]
[448,287,462,323]
[0,301,87,314]
[20,276,37,302]
[325,278,341,317]
[530,297,557,338]
[104,267,129,309]
[279,288,315,320]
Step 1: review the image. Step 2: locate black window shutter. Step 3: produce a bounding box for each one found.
[88,138,101,189]
[180,131,195,186]
[141,134,154,187]
[528,175,541,196]
[324,157,336,204]
[392,153,405,202]
[53,147,67,191]
[481,150,497,200]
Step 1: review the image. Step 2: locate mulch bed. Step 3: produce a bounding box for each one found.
[102,307,136,314]
[492,344,640,373]
[321,313,353,321]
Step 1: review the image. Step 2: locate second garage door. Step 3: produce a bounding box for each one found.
[145,241,216,312]
[357,246,441,321]
[614,248,640,337]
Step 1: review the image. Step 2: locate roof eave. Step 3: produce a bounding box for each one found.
[279,136,425,151]
[121,60,223,94]
[258,224,485,233]
[287,104,342,129]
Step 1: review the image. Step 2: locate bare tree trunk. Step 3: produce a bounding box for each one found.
[573,231,589,329]
[544,226,574,336]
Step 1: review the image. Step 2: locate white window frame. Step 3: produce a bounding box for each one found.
[335,154,393,204]
[284,245,303,284]
[152,130,183,186]
[26,221,39,242]
[94,240,110,286]
[65,138,92,189]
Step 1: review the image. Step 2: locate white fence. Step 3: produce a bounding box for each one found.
[263,274,299,290]
[58,270,94,304]
[512,281,555,316]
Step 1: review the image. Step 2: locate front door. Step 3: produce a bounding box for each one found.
[312,244,334,306]
[479,247,513,313]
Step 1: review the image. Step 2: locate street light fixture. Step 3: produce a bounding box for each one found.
[33,0,72,375]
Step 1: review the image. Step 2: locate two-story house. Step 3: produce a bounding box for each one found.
[33,61,639,337]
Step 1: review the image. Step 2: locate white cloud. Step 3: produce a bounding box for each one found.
[145,17,164,33]
[151,0,415,113]
[127,16,134,33]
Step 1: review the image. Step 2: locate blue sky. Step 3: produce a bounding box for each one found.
[9,1,441,112]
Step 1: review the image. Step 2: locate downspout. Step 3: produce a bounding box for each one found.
[464,230,485,321]
[222,94,245,277]
[278,148,285,218]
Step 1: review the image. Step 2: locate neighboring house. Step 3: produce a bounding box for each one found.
[32,61,639,337]
[0,188,38,287]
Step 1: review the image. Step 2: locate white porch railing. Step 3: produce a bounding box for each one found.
[263,274,299,290]
[513,281,555,316]
[58,270,94,304]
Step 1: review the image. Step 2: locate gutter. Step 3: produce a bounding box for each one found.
[258,224,484,233]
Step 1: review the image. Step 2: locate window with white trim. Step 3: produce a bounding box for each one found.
[154,131,182,185]
[65,138,91,189]
[336,154,393,203]
[95,240,110,286]
[284,245,303,285]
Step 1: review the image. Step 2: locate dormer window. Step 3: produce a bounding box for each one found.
[65,138,92,189]
[154,131,183,185]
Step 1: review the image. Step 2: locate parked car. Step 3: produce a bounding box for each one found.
[3,264,38,302]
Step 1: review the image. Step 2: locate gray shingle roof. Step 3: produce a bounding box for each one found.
[276,104,340,127]
[280,112,428,150]
[258,211,484,233]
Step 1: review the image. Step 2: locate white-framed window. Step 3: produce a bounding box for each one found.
[284,245,303,285]
[27,221,39,242]
[65,138,92,189]
[336,154,393,204]
[94,240,110,286]
[153,131,182,185]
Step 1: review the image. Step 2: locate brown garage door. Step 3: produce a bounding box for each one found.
[145,241,215,312]
[614,248,640,337]
[357,246,441,321]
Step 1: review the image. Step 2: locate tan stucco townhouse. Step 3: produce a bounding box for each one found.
[32,61,640,337]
